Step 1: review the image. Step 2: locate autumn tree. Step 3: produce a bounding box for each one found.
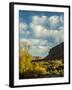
[19,41,33,75]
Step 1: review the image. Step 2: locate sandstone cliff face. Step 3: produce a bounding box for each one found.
[45,42,64,60]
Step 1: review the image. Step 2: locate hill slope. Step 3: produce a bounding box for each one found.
[32,42,64,62]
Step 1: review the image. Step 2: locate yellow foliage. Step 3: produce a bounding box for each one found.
[19,48,32,73]
[19,48,47,77]
[19,48,64,78]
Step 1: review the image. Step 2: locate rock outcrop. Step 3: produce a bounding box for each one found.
[45,42,64,61]
[32,42,64,62]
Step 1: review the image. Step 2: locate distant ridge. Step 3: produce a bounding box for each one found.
[32,42,64,62]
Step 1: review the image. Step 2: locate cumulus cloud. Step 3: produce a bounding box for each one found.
[30,23,64,43]
[30,48,48,53]
[48,16,60,26]
[19,22,28,31]
[19,22,31,37]
[59,26,64,30]
[20,38,50,54]
[30,45,50,54]
[20,38,48,46]
[60,15,64,24]
[19,16,64,48]
[31,15,64,29]
[29,15,64,46]
[32,16,48,25]
[31,25,46,37]
[19,14,64,56]
[32,16,40,25]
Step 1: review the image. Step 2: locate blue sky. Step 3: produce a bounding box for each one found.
[19,10,64,57]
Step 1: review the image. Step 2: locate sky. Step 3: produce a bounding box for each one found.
[19,10,64,57]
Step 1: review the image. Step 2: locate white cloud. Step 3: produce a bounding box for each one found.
[20,31,64,54]
[59,26,64,30]
[30,46,49,53]
[47,29,64,44]
[32,25,45,37]
[60,16,64,23]
[38,46,50,52]
[23,38,47,45]
[25,31,30,35]
[30,15,64,39]
[20,39,31,47]
[31,48,48,53]
[32,16,40,25]
[48,16,60,27]
[20,38,48,47]
[31,16,48,25]
[31,15,64,26]
[20,15,64,53]
[30,24,48,38]
[54,30,64,44]
[20,38,49,54]
[41,16,48,24]
[19,22,28,31]
[31,24,64,43]
[19,22,31,36]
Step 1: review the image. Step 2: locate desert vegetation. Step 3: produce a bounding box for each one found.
[19,42,64,79]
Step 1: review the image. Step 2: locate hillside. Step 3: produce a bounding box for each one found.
[45,42,64,61]
[32,42,64,62]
